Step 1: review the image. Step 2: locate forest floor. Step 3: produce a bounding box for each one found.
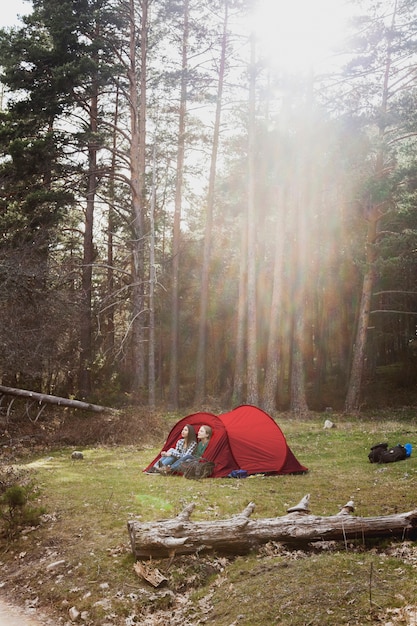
[0,394,416,625]
[0,598,51,626]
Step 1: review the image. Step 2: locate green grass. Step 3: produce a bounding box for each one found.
[1,412,416,625]
[201,551,417,625]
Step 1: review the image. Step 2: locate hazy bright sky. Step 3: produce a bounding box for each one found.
[252,0,353,73]
[2,0,353,75]
[1,0,31,28]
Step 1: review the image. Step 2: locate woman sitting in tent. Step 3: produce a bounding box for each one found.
[143,405,308,477]
[167,424,213,474]
[148,425,197,474]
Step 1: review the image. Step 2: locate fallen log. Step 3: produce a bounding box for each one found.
[0,384,118,417]
[127,497,417,559]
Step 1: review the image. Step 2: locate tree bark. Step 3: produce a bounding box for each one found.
[78,54,99,399]
[105,82,118,363]
[148,144,157,408]
[344,2,397,413]
[0,384,117,413]
[289,182,309,416]
[262,186,286,413]
[232,210,247,406]
[246,32,258,405]
[127,502,417,559]
[194,0,228,405]
[169,0,189,409]
[129,0,147,400]
[344,262,376,411]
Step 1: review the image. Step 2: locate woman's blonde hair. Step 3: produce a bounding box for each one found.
[200,425,212,439]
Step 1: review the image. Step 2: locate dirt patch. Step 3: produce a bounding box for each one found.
[0,598,53,626]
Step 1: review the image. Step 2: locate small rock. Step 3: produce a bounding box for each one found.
[71,451,84,460]
[93,598,112,610]
[323,419,335,429]
[46,559,66,570]
[69,606,80,621]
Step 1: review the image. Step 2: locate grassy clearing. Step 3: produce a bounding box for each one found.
[201,550,417,625]
[0,411,416,625]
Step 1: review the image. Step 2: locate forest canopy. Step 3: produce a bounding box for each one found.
[1,0,417,414]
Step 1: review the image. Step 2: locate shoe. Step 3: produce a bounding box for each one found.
[145,467,158,474]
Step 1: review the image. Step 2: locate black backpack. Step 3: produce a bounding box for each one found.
[380,444,407,463]
[368,442,388,463]
[368,442,407,464]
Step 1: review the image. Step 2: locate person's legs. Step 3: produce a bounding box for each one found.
[170,454,193,472]
[146,456,176,472]
[159,456,176,467]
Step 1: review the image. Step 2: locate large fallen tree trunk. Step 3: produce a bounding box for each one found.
[0,384,118,416]
[127,498,417,559]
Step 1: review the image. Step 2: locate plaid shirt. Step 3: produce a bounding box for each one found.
[166,438,197,458]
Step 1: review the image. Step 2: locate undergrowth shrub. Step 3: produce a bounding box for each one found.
[0,465,45,539]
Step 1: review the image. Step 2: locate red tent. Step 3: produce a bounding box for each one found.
[143,405,308,477]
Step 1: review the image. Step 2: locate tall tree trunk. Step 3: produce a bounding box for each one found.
[290,311,309,415]
[78,70,98,399]
[262,186,286,413]
[169,0,189,409]
[148,144,156,408]
[129,0,147,400]
[289,143,310,415]
[246,32,258,405]
[194,0,228,405]
[289,211,309,417]
[344,228,377,412]
[344,1,397,412]
[105,83,119,363]
[233,210,248,405]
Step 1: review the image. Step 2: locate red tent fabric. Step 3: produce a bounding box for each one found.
[143,405,308,477]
